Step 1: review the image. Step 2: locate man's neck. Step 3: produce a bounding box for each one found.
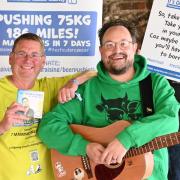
[8,75,35,89]
[109,68,135,82]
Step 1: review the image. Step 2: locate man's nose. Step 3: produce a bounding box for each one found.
[113,43,122,52]
[23,54,33,61]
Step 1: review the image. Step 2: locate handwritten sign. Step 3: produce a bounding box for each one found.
[141,0,180,82]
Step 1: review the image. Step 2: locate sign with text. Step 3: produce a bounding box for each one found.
[141,0,180,82]
[0,0,102,77]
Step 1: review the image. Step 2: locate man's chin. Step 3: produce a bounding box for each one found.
[20,72,36,79]
[109,66,127,75]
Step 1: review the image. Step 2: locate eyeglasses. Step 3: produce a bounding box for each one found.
[102,40,134,51]
[13,51,44,60]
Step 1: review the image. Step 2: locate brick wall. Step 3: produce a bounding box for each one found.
[103,0,154,46]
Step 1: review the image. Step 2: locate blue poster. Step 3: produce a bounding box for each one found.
[0,11,97,56]
[0,0,102,77]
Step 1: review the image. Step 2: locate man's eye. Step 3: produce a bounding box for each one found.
[106,43,114,48]
[31,53,40,58]
[18,52,26,56]
[121,41,128,47]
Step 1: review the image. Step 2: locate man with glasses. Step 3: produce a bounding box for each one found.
[0,32,96,180]
[38,20,179,180]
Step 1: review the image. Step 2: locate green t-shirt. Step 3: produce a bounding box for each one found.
[0,75,74,180]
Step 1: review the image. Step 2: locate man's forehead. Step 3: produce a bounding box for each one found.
[103,26,131,41]
[14,40,41,50]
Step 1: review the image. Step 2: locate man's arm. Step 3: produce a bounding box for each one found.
[117,75,179,150]
[38,99,89,156]
[58,70,97,103]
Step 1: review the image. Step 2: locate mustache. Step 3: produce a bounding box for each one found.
[109,52,127,59]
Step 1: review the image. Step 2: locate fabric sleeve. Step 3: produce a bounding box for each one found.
[38,74,79,113]
[116,74,180,150]
[38,97,89,156]
[45,73,79,93]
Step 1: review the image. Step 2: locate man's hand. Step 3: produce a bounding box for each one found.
[0,102,29,134]
[58,71,97,103]
[86,142,105,164]
[58,79,78,103]
[100,138,127,165]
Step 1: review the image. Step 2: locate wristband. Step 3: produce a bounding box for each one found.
[71,78,79,86]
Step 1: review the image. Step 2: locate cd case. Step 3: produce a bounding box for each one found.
[17,90,44,119]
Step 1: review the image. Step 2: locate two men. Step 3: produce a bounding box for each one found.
[38,19,179,180]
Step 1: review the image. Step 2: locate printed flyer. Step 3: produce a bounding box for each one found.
[141,0,180,82]
[17,90,44,119]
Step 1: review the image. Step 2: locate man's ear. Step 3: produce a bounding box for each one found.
[41,55,46,68]
[9,52,13,65]
[133,43,138,53]
[99,45,103,54]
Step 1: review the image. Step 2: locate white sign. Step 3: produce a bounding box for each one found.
[0,0,102,77]
[141,0,180,82]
